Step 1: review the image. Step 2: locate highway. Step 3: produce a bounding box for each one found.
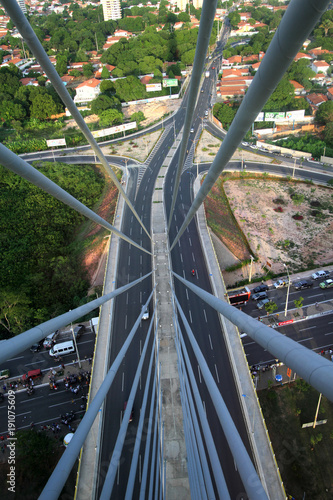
[5,25,333,497]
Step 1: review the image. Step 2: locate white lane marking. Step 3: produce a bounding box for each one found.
[125,315,128,329]
[197,365,202,383]
[122,372,124,392]
[126,293,129,305]
[140,255,142,265]
[24,361,46,366]
[189,310,192,323]
[324,332,333,336]
[183,270,185,279]
[215,364,220,383]
[16,411,31,417]
[189,238,192,246]
[21,396,44,404]
[203,309,208,323]
[208,334,213,350]
[128,256,131,265]
[298,337,313,343]
[180,254,183,263]
[186,289,189,300]
[202,400,206,414]
[130,227,132,235]
[49,402,74,408]
[299,326,317,331]
[192,252,195,262]
[7,356,25,361]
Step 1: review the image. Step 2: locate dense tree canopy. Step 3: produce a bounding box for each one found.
[0,162,105,337]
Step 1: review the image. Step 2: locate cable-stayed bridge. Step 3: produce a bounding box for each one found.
[0,0,332,499]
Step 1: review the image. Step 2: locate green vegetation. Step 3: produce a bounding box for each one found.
[270,133,333,160]
[264,300,278,315]
[0,162,107,338]
[205,176,252,262]
[258,381,333,499]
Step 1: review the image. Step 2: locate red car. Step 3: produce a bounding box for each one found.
[124,401,133,422]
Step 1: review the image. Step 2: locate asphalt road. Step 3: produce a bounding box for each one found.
[7,28,333,496]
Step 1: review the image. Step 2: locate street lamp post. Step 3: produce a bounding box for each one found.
[242,394,255,434]
[284,263,291,317]
[71,323,82,369]
[248,255,254,283]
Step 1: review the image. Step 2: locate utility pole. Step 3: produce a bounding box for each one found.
[71,324,82,369]
[313,393,322,429]
[248,255,254,282]
[284,264,291,317]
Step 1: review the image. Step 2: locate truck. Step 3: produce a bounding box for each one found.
[226,286,251,306]
[205,70,210,78]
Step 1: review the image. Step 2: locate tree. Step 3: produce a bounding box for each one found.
[30,93,59,119]
[316,100,333,125]
[228,12,241,29]
[319,19,333,36]
[131,111,145,125]
[0,100,26,123]
[0,289,31,337]
[90,94,120,115]
[55,53,68,77]
[294,297,304,310]
[82,63,94,78]
[100,79,115,93]
[264,301,278,316]
[101,66,110,79]
[263,78,294,111]
[99,108,123,127]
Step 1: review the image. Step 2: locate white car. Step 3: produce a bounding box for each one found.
[142,306,149,320]
[43,331,58,349]
[242,141,249,146]
[312,270,330,280]
[273,279,288,289]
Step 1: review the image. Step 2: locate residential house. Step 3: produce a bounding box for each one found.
[20,77,39,86]
[74,78,101,104]
[306,92,327,113]
[294,52,312,62]
[308,47,331,59]
[311,60,330,75]
[95,64,116,78]
[327,87,333,100]
[227,55,242,65]
[289,80,306,95]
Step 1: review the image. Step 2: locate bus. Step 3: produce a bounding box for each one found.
[226,286,251,306]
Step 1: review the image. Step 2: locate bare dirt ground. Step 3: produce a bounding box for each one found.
[219,177,333,287]
[76,110,333,291]
[123,99,180,127]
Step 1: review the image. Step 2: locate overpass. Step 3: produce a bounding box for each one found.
[0,0,332,498]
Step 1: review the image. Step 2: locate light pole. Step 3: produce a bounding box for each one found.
[292,157,296,178]
[284,263,291,317]
[248,255,254,282]
[242,394,255,434]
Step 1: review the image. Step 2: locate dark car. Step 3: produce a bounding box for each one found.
[30,342,42,353]
[252,291,268,301]
[253,284,269,294]
[73,324,86,339]
[294,280,313,290]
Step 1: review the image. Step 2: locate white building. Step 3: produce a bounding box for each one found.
[101,0,121,21]
[74,79,101,105]
[16,0,27,14]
